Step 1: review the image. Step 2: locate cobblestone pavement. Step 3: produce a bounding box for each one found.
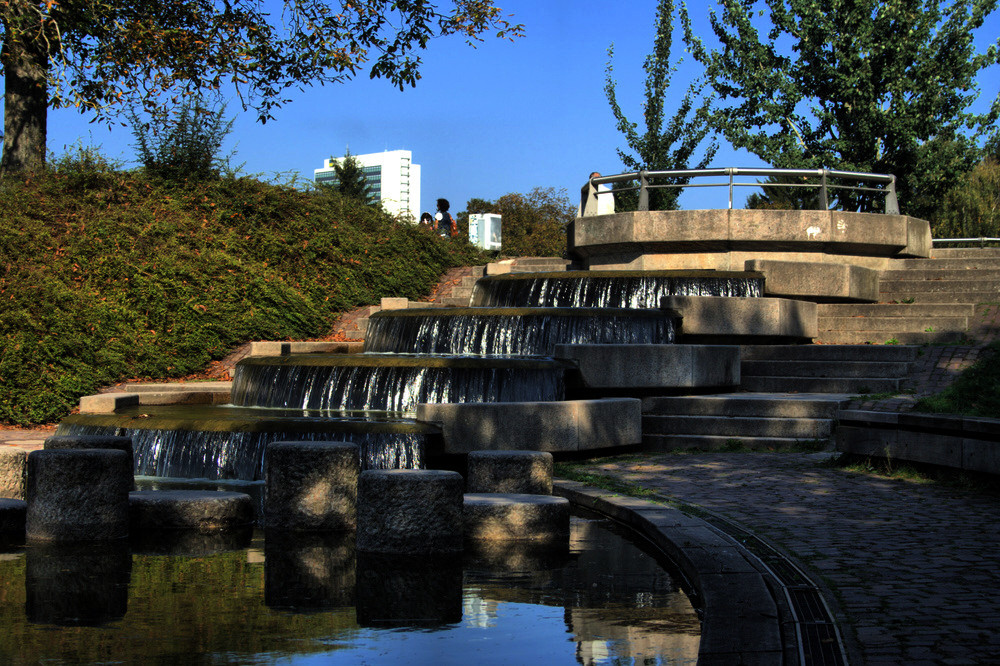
[581,452,1000,665]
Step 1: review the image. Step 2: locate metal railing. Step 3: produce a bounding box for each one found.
[932,237,1000,246]
[579,167,899,217]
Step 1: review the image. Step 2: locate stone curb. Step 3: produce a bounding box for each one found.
[553,478,790,665]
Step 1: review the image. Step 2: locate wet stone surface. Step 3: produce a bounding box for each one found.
[581,452,1000,665]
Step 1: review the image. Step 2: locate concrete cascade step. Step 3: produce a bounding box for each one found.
[441,297,471,307]
[740,376,902,393]
[878,291,998,304]
[741,360,911,378]
[642,394,846,418]
[818,303,975,317]
[879,278,1000,293]
[898,257,1000,270]
[881,268,1000,281]
[815,330,966,345]
[643,414,832,438]
[643,434,832,451]
[740,344,919,363]
[931,248,1000,259]
[448,286,474,299]
[817,316,969,332]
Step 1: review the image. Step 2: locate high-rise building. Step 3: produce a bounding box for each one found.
[314,150,421,222]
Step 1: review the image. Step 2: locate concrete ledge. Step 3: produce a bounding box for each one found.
[664,296,817,341]
[555,344,740,390]
[415,398,642,454]
[573,210,932,270]
[837,410,1000,474]
[745,259,879,302]
[553,479,787,664]
[79,392,140,414]
[248,341,365,356]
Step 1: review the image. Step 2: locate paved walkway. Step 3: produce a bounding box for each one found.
[581,452,1000,665]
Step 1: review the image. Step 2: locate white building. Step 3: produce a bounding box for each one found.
[314,150,421,223]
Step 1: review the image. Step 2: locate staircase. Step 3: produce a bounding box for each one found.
[816,248,1000,344]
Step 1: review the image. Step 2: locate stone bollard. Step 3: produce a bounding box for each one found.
[463,493,570,543]
[45,435,135,489]
[26,449,131,542]
[0,448,27,500]
[265,441,360,531]
[467,450,554,495]
[357,469,464,555]
[129,490,254,532]
[0,498,27,535]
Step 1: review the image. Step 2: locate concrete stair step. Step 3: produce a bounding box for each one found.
[741,360,911,378]
[448,286,474,298]
[460,276,480,288]
[881,268,1000,280]
[817,316,968,332]
[642,394,846,418]
[817,303,975,317]
[931,248,1000,259]
[643,434,832,452]
[878,291,998,304]
[441,297,471,306]
[879,279,1000,293]
[814,330,966,345]
[740,344,918,362]
[643,414,832,438]
[898,257,1000,270]
[740,376,901,393]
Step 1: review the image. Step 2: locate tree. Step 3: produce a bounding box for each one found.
[604,0,717,211]
[0,1,522,172]
[745,175,820,210]
[131,97,234,181]
[931,157,1000,240]
[331,150,372,202]
[681,0,999,217]
[464,188,574,257]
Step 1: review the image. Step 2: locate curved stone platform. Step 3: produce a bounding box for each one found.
[467,450,553,495]
[129,490,254,532]
[573,209,931,271]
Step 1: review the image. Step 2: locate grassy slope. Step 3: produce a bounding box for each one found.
[0,168,485,426]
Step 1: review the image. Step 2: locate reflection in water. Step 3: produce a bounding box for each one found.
[0,517,699,664]
[25,541,132,627]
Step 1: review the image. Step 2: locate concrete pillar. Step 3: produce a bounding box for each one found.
[26,449,131,542]
[357,469,464,555]
[264,441,360,531]
[0,448,27,499]
[467,450,554,495]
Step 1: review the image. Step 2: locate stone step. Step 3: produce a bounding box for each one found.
[643,434,832,452]
[448,286,474,298]
[931,248,1000,259]
[642,394,846,418]
[460,276,480,288]
[643,414,833,438]
[740,376,902,393]
[817,316,968,332]
[441,296,471,307]
[814,330,966,345]
[817,303,975,317]
[512,257,571,270]
[879,278,1000,293]
[740,344,918,362]
[881,268,1000,281]
[741,360,911,378]
[878,291,998,304]
[898,257,1000,270]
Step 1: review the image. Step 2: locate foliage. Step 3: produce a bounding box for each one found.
[605,0,717,211]
[681,0,1000,216]
[330,150,373,202]
[463,187,574,257]
[930,158,1000,239]
[0,0,523,170]
[0,155,486,426]
[745,175,821,210]
[130,98,235,182]
[914,342,1000,417]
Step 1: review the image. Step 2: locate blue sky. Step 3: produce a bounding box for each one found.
[43,1,1000,216]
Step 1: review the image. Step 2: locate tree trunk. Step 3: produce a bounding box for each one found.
[1,27,48,172]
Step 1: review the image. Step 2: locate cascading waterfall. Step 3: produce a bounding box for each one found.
[471,270,764,308]
[363,308,676,355]
[229,355,568,412]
